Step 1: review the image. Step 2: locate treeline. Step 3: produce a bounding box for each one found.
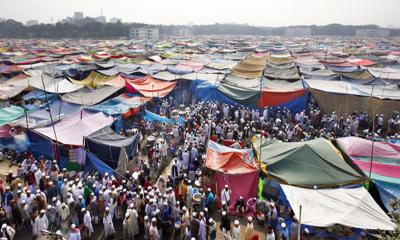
[0,19,398,38]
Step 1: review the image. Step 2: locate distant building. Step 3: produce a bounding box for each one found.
[355,28,390,38]
[130,28,159,40]
[174,28,190,38]
[26,20,39,26]
[285,28,311,37]
[110,17,121,23]
[74,12,84,20]
[0,18,6,22]
[95,16,106,23]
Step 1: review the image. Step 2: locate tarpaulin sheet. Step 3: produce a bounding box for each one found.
[257,88,307,107]
[190,80,239,106]
[62,85,123,106]
[218,82,260,106]
[205,140,256,174]
[0,84,26,100]
[206,60,238,70]
[271,93,308,114]
[85,127,138,169]
[253,137,365,187]
[264,66,300,81]
[84,151,114,175]
[7,70,83,94]
[84,99,132,116]
[22,89,56,101]
[336,137,400,160]
[0,63,22,74]
[125,75,176,98]
[69,71,115,88]
[0,105,25,126]
[0,134,29,152]
[231,54,267,79]
[306,80,400,119]
[34,110,113,146]
[175,61,204,72]
[374,180,400,211]
[223,75,261,89]
[214,171,258,212]
[336,137,400,185]
[143,110,175,125]
[10,100,81,128]
[281,184,395,230]
[26,129,54,158]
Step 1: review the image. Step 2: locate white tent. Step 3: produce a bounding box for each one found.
[281,184,395,231]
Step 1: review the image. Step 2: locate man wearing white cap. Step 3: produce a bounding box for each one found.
[221,185,231,207]
[232,220,241,240]
[68,224,81,240]
[149,218,159,240]
[220,211,231,239]
[103,207,115,239]
[82,208,93,237]
[280,222,289,240]
[33,209,48,239]
[126,203,139,237]
[0,224,15,240]
[244,216,254,240]
[123,213,134,240]
[59,202,70,234]
[208,218,217,240]
[198,212,206,240]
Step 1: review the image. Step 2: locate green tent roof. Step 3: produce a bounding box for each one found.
[253,136,365,187]
[0,105,25,126]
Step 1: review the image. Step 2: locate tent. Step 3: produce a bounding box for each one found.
[34,110,113,146]
[125,75,177,98]
[257,88,307,108]
[0,84,26,100]
[0,105,25,126]
[85,126,139,169]
[6,70,83,93]
[84,151,114,175]
[231,54,267,79]
[306,79,400,119]
[61,85,123,106]
[217,82,260,106]
[205,141,258,212]
[281,184,395,230]
[336,137,400,185]
[143,110,176,125]
[69,71,115,88]
[253,136,365,187]
[10,100,81,128]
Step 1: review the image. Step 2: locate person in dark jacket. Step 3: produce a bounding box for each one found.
[190,212,199,239]
[220,211,231,239]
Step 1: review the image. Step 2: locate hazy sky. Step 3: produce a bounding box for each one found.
[1,0,399,27]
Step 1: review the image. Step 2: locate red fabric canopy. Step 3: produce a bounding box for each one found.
[125,75,177,98]
[257,88,307,107]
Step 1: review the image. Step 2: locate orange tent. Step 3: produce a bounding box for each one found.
[125,75,177,98]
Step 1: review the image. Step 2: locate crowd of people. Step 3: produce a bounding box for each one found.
[0,95,396,240]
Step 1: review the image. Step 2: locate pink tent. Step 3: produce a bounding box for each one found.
[34,111,113,146]
[205,141,258,213]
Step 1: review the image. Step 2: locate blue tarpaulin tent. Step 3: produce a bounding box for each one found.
[143,110,176,125]
[84,151,114,175]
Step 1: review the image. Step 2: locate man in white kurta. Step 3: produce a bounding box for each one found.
[34,210,49,239]
[82,209,93,237]
[127,203,139,236]
[103,208,115,239]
